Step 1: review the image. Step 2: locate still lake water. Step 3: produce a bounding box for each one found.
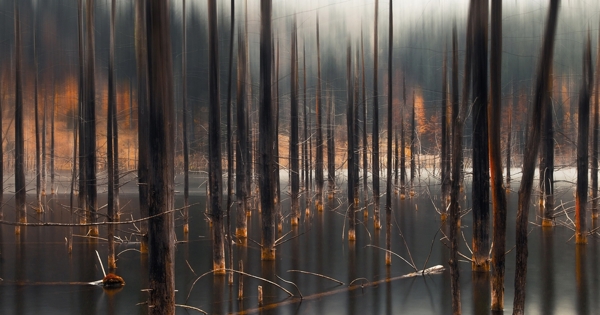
[0,169,599,314]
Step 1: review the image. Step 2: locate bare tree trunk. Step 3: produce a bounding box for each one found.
[346,44,356,242]
[259,0,275,260]
[69,101,78,255]
[77,0,85,214]
[42,87,47,196]
[361,29,369,215]
[208,0,225,274]
[275,39,282,232]
[576,36,593,245]
[489,0,508,309]
[84,0,99,236]
[410,91,416,194]
[541,70,554,226]
[146,1,176,312]
[513,1,560,313]
[14,0,26,234]
[592,27,600,220]
[236,30,249,237]
[385,0,393,264]
[401,78,406,199]
[182,0,189,234]
[225,0,235,285]
[441,48,449,219]
[372,0,381,229]
[315,17,324,212]
[34,26,42,213]
[303,45,309,208]
[135,0,149,254]
[290,19,300,225]
[471,0,490,272]
[506,106,511,188]
[327,92,335,199]
[51,83,55,195]
[107,0,117,273]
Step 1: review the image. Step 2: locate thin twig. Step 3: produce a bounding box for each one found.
[175,304,208,314]
[366,244,416,270]
[276,275,303,299]
[95,250,106,277]
[287,270,344,285]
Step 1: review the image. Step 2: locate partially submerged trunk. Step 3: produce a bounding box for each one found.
[385,0,393,264]
[440,48,449,218]
[372,0,381,229]
[182,0,189,234]
[327,92,335,199]
[84,0,98,236]
[361,29,369,215]
[236,30,249,237]
[14,1,26,234]
[107,0,117,272]
[34,27,42,212]
[290,19,300,225]
[346,44,357,242]
[315,17,324,212]
[513,1,559,313]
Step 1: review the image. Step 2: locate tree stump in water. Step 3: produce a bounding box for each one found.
[102,273,125,288]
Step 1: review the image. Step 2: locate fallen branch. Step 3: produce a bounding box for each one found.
[287,270,344,285]
[175,304,207,314]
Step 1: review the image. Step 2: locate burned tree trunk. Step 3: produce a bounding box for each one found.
[236,30,249,237]
[259,0,276,260]
[290,20,300,225]
[347,44,356,241]
[208,0,225,273]
[373,0,381,229]
[327,92,335,199]
[14,0,26,234]
[135,0,149,254]
[513,0,560,313]
[315,17,324,212]
[182,0,189,234]
[146,0,176,312]
[489,0,508,309]
[471,0,490,272]
[441,48,449,218]
[84,0,99,236]
[575,36,593,245]
[385,0,393,264]
[107,0,117,272]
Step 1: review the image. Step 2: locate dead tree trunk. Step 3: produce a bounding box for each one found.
[401,78,406,199]
[259,0,275,260]
[361,29,369,215]
[441,48,449,218]
[107,0,117,272]
[135,0,149,254]
[77,0,85,213]
[541,70,554,226]
[592,27,600,220]
[275,39,282,232]
[513,0,559,313]
[372,0,381,229]
[34,27,42,212]
[315,16,324,212]
[489,0,508,309]
[410,91,416,194]
[506,106,511,188]
[208,0,225,273]
[84,0,99,236]
[290,19,300,225]
[146,0,176,312]
[385,0,393,264]
[327,91,336,199]
[303,45,309,198]
[471,0,490,272]
[225,0,235,285]
[14,0,26,234]
[181,0,189,234]
[236,30,249,237]
[346,44,356,241]
[576,36,593,245]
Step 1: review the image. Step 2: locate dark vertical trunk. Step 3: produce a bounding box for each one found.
[236,30,249,237]
[69,101,78,254]
[490,0,507,309]
[208,0,225,273]
[471,0,490,272]
[373,0,381,229]
[327,91,335,199]
[506,106,511,188]
[107,0,117,272]
[315,17,324,212]
[42,91,47,196]
[401,78,406,198]
[592,27,600,220]
[347,44,356,241]
[394,127,399,189]
[225,0,235,285]
[14,0,26,234]
[273,39,282,233]
[513,0,559,313]
[441,48,449,218]
[576,36,593,245]
[182,0,189,234]
[361,29,369,215]
[410,91,416,193]
[290,19,300,225]
[135,0,149,254]
[541,70,554,226]
[259,0,275,260]
[303,45,309,201]
[146,0,176,312]
[0,69,3,219]
[85,0,98,236]
[385,0,393,264]
[77,0,85,213]
[51,84,55,195]
[34,27,42,212]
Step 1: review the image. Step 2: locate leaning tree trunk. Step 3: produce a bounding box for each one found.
[146,0,176,313]
[107,0,117,272]
[346,44,356,242]
[471,0,490,272]
[576,36,593,245]
[208,0,225,274]
[135,0,149,254]
[181,0,190,234]
[14,0,26,234]
[489,0,508,310]
[84,0,99,236]
[290,19,300,225]
[259,0,276,260]
[315,17,324,212]
[236,30,249,237]
[372,0,381,229]
[385,0,393,265]
[513,1,560,313]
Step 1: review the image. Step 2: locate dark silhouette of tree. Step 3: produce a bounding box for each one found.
[236,29,249,237]
[315,16,324,212]
[361,28,369,215]
[107,0,117,273]
[182,0,189,234]
[14,0,26,234]
[385,0,393,264]
[346,44,357,242]
[441,47,449,217]
[290,18,300,225]
[34,25,42,212]
[373,0,381,229]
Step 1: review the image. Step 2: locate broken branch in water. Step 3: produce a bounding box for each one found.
[175,304,207,314]
[287,270,344,285]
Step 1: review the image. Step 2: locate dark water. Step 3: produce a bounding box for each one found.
[1,171,599,314]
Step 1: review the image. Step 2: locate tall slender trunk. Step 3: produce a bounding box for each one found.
[541,69,554,226]
[372,0,381,229]
[410,91,416,193]
[84,0,99,236]
[259,0,275,260]
[327,91,335,198]
[315,17,324,212]
[361,29,369,215]
[576,36,593,245]
[135,0,149,254]
[225,0,235,285]
[146,0,176,312]
[107,0,117,272]
[182,0,189,234]
[506,105,511,188]
[34,26,42,212]
[513,1,560,313]
[347,44,356,241]
[303,45,309,201]
[69,100,78,254]
[236,30,249,237]
[0,72,3,219]
[208,0,225,273]
[51,84,55,195]
[441,48,449,218]
[290,19,300,225]
[14,0,26,235]
[592,26,600,220]
[489,0,508,309]
[42,87,47,196]
[385,0,393,264]
[401,78,406,198]
[77,0,85,214]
